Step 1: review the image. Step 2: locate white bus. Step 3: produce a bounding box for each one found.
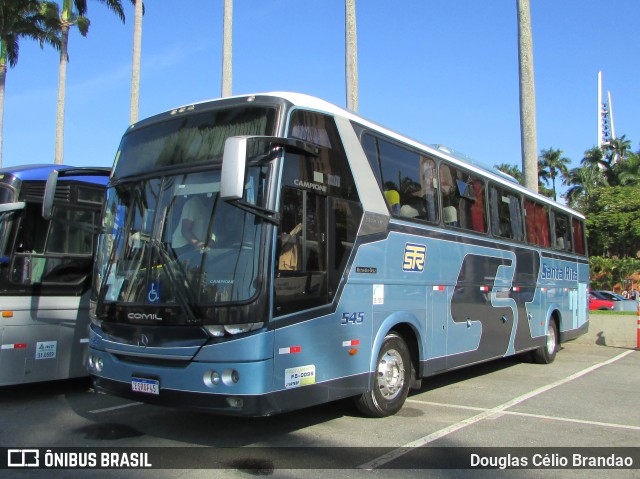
[0,165,108,386]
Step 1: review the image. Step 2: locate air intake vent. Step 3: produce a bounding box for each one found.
[23,182,72,203]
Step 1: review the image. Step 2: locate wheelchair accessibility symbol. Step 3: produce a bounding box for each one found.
[147,282,161,303]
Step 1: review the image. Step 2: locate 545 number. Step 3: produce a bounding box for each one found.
[341,312,364,325]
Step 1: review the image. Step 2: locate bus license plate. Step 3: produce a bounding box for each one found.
[131,377,159,395]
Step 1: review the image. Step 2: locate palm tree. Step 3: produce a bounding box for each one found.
[54,0,125,165]
[345,0,358,111]
[0,0,59,167]
[494,163,523,184]
[516,0,538,192]
[615,150,640,186]
[563,164,606,211]
[605,134,631,164]
[221,0,232,97]
[129,0,142,124]
[582,145,617,186]
[538,147,570,202]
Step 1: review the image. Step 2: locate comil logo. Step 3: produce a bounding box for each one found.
[8,449,39,467]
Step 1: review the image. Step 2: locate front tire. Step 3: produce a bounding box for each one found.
[355,332,411,417]
[532,319,558,364]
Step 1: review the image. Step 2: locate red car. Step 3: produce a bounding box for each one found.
[588,293,614,311]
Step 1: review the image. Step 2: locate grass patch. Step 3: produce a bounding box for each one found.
[589,310,638,316]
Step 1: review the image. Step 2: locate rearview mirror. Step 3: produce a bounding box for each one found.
[220,136,248,201]
[221,135,320,201]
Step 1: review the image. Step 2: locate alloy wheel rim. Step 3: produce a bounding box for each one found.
[377,348,405,400]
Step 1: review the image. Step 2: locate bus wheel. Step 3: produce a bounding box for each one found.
[532,320,558,364]
[355,332,410,417]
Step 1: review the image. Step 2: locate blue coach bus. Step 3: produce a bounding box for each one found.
[0,165,108,386]
[87,93,588,416]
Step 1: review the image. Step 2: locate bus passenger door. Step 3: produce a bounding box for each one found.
[273,187,367,402]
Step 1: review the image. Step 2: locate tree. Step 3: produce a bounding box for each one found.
[494,163,523,184]
[345,0,358,111]
[604,134,631,166]
[615,149,640,186]
[516,0,538,192]
[563,163,606,212]
[0,0,59,167]
[129,0,142,124]
[54,0,125,165]
[538,147,570,202]
[221,0,232,97]
[587,185,640,258]
[589,256,615,290]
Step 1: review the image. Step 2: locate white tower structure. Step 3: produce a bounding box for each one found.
[597,71,615,148]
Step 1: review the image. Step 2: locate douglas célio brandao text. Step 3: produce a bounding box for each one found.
[470,452,634,469]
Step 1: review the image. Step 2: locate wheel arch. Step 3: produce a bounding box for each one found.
[370,311,423,388]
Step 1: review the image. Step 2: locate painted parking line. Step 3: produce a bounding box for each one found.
[358,349,635,470]
[89,402,144,414]
[407,399,640,432]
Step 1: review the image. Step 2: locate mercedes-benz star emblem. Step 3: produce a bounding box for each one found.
[137,334,149,348]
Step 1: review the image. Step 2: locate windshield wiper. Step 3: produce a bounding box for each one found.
[150,239,201,324]
[226,199,279,225]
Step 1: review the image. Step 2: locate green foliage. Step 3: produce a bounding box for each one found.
[587,185,640,257]
[538,147,570,201]
[590,255,640,291]
[494,163,523,184]
[0,0,60,67]
[555,137,640,258]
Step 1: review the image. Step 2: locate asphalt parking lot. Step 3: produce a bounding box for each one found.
[1,342,638,478]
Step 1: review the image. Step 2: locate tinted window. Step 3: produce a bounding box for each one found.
[361,135,438,223]
[114,107,276,178]
[553,211,572,252]
[524,200,551,247]
[288,110,359,201]
[275,187,327,314]
[489,183,524,241]
[572,217,586,255]
[440,163,486,233]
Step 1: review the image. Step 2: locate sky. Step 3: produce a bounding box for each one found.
[4,0,639,197]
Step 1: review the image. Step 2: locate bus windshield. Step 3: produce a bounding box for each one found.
[113,106,277,179]
[95,167,268,310]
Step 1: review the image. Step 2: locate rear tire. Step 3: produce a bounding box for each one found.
[355,332,411,417]
[532,319,558,364]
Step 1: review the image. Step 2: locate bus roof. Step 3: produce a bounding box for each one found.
[139,92,585,219]
[0,164,109,186]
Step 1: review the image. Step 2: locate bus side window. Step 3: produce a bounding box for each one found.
[572,217,586,255]
[440,164,486,233]
[440,164,458,226]
[524,199,551,248]
[553,212,571,252]
[377,139,429,221]
[489,184,524,241]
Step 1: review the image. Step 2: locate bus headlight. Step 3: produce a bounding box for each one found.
[205,323,264,337]
[88,355,104,372]
[205,326,225,337]
[204,370,221,388]
[224,322,263,335]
